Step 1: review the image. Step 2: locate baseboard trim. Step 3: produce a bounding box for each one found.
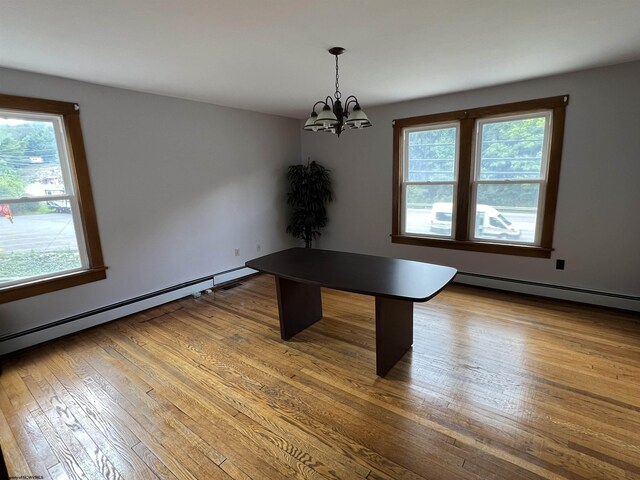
[2,266,637,355]
[0,266,256,355]
[454,272,640,312]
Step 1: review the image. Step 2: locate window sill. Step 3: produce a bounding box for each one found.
[391,234,553,258]
[0,267,107,304]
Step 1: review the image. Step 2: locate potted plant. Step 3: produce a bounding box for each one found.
[286,159,333,248]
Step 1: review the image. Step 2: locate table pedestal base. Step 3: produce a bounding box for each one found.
[275,276,414,376]
[375,296,414,376]
[275,276,322,340]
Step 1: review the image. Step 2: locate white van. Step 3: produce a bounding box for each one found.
[429,203,521,240]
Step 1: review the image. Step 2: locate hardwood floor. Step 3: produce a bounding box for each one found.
[1,274,639,479]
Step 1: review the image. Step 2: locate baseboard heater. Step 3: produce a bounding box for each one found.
[0,266,257,356]
[454,272,640,312]
[2,266,637,356]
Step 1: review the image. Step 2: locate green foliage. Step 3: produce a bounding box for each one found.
[286,160,333,248]
[406,184,453,208]
[36,204,56,214]
[0,159,25,198]
[0,250,81,281]
[406,127,457,183]
[407,116,546,208]
[12,203,39,215]
[1,119,61,213]
[0,120,58,164]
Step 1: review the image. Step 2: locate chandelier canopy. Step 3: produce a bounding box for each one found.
[303,47,371,137]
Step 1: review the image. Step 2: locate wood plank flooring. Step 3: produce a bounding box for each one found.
[1,274,639,479]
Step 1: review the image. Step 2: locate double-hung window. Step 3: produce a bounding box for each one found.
[392,96,568,257]
[0,93,106,302]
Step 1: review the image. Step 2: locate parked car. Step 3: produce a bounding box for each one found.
[430,202,521,240]
[45,189,71,213]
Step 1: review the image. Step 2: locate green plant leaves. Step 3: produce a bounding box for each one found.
[286,161,333,248]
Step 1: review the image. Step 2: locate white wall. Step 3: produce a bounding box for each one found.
[1,60,638,353]
[0,67,299,350]
[301,61,640,310]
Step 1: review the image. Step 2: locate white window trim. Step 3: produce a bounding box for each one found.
[400,121,459,238]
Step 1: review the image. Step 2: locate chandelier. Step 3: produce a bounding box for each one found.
[303,47,371,136]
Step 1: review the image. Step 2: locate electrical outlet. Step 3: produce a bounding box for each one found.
[256,244,261,252]
[235,248,240,257]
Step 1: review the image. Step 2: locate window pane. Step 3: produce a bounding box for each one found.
[0,201,82,286]
[0,116,67,199]
[474,184,540,243]
[407,127,457,181]
[478,116,547,180]
[405,184,454,236]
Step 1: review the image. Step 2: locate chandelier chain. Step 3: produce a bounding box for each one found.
[334,54,341,100]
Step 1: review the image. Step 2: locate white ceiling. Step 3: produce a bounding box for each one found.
[2,1,640,119]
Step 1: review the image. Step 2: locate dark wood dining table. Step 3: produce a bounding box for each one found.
[246,248,457,376]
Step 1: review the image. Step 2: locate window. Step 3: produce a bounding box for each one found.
[402,123,458,237]
[0,93,106,302]
[392,96,568,257]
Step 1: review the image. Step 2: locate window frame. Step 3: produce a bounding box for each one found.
[392,95,568,258]
[0,93,106,303]
[401,121,460,238]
